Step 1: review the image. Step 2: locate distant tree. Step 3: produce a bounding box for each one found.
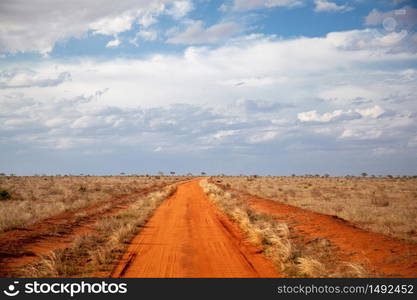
[324,174,330,178]
[387,174,393,178]
[0,173,5,176]
[291,174,296,177]
[170,171,175,175]
[120,172,125,176]
[158,171,164,176]
[201,172,206,176]
[361,172,368,177]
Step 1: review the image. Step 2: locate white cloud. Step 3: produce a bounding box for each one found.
[400,69,417,81]
[318,85,378,105]
[167,21,242,44]
[355,105,385,118]
[130,30,158,46]
[137,30,158,41]
[233,0,303,11]
[0,69,71,89]
[297,106,386,123]
[0,0,174,54]
[1,29,414,111]
[297,109,360,122]
[236,99,291,113]
[247,131,278,143]
[340,128,382,139]
[166,0,194,19]
[314,0,353,13]
[90,15,135,36]
[212,130,239,140]
[222,76,289,87]
[1,29,416,174]
[106,38,121,48]
[325,28,417,55]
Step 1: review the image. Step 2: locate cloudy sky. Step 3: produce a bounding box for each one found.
[1,0,416,176]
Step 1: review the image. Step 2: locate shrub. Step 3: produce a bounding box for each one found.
[0,190,11,200]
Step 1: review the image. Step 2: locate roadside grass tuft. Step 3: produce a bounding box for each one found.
[0,176,187,233]
[200,179,370,278]
[16,184,178,277]
[217,176,417,242]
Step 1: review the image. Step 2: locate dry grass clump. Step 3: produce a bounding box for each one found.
[218,176,417,242]
[295,258,326,277]
[17,184,178,277]
[200,179,368,277]
[200,180,293,267]
[0,175,187,233]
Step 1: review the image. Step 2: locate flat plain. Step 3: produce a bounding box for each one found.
[0,175,416,277]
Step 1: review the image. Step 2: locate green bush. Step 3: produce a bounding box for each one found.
[0,190,11,200]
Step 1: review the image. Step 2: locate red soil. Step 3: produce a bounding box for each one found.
[111,180,279,278]
[244,194,417,277]
[0,183,173,276]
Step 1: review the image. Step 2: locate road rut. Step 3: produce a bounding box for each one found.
[111,179,279,277]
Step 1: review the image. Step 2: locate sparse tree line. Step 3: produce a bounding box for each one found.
[0,172,210,177]
[1,172,416,178]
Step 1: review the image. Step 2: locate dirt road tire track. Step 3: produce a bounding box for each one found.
[0,182,183,276]
[239,192,417,277]
[111,179,280,278]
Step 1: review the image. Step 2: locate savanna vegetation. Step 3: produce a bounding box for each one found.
[200,179,369,277]
[214,176,417,242]
[0,175,188,233]
[16,184,179,277]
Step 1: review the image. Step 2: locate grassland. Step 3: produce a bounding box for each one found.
[17,184,179,277]
[0,175,187,233]
[215,176,417,243]
[1,174,415,278]
[0,175,191,277]
[200,179,369,277]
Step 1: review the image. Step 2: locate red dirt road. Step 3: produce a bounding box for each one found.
[245,195,417,277]
[111,180,279,278]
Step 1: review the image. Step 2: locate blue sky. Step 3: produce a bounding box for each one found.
[1,0,417,176]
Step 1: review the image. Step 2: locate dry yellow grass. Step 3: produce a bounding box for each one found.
[200,179,368,277]
[17,184,179,277]
[217,176,417,242]
[0,175,188,232]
